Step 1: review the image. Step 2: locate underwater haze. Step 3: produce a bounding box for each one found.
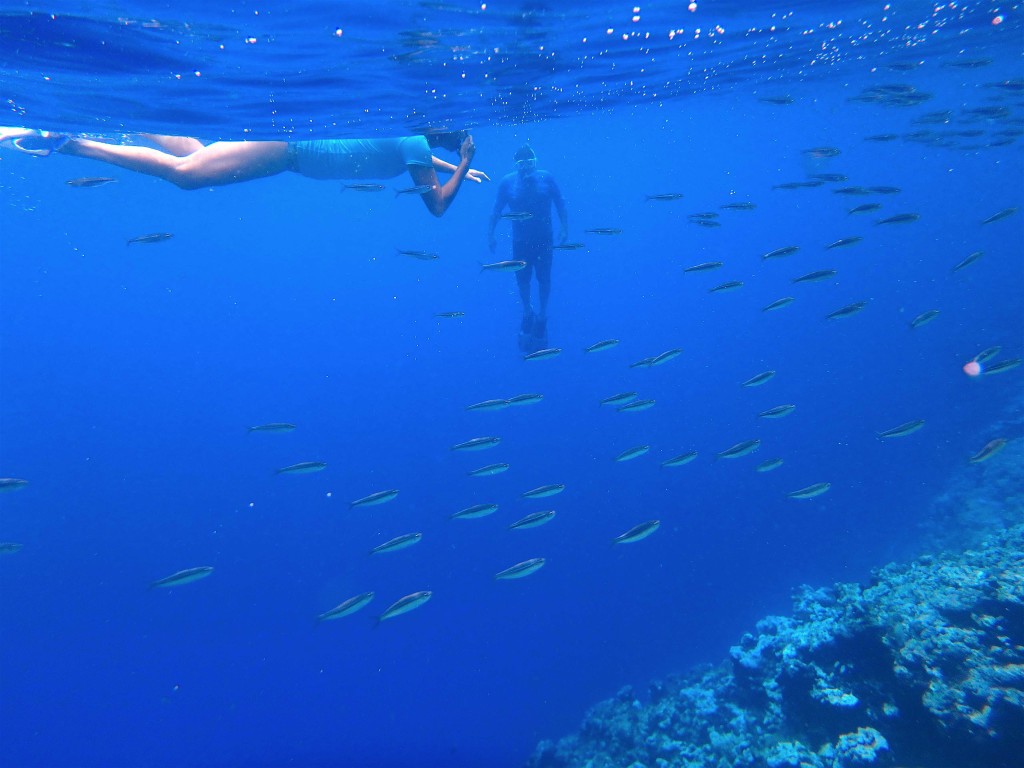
[1,1,1022,767]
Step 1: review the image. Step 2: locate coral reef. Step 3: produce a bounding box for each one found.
[527,522,1024,768]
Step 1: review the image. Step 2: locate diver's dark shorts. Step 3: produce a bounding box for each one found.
[513,239,553,286]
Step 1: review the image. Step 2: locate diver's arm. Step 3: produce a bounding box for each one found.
[433,155,490,183]
[488,179,510,252]
[551,176,569,244]
[413,136,475,217]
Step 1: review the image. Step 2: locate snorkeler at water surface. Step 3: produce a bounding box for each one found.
[0,127,489,217]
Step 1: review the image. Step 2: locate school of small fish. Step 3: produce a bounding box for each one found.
[1,64,1019,634]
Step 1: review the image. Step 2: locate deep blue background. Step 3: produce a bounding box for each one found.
[2,31,1023,768]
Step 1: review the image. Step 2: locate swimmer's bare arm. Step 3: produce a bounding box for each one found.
[432,155,490,183]
[552,177,569,244]
[412,135,477,217]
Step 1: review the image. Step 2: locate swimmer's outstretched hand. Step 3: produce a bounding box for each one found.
[467,168,491,183]
[460,135,476,163]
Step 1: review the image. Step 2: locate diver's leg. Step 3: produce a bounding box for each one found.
[59,139,290,190]
[140,134,206,157]
[535,246,553,322]
[515,264,535,332]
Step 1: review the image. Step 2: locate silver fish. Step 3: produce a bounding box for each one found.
[507,393,544,406]
[825,237,862,249]
[952,251,983,272]
[394,184,434,197]
[450,503,499,520]
[466,399,510,412]
[756,458,784,472]
[247,422,296,433]
[788,482,831,499]
[435,311,465,318]
[662,451,697,467]
[0,542,24,554]
[910,310,940,329]
[601,392,637,406]
[508,510,556,530]
[495,557,546,580]
[66,176,117,188]
[981,207,1017,225]
[451,436,501,451]
[793,269,837,284]
[984,358,1021,375]
[369,533,422,555]
[584,339,620,353]
[127,232,173,246]
[878,419,925,438]
[0,478,28,492]
[585,228,622,235]
[481,260,526,273]
[615,445,650,462]
[969,438,1007,464]
[974,346,1001,364]
[397,249,439,260]
[350,489,399,508]
[720,202,757,210]
[524,348,562,361]
[876,213,919,225]
[717,439,761,459]
[500,211,534,221]
[762,297,795,312]
[762,246,800,260]
[758,404,796,419]
[645,193,685,202]
[774,181,824,190]
[684,261,724,272]
[613,520,660,544]
[344,183,386,192]
[630,356,657,369]
[521,484,565,499]
[617,399,655,413]
[742,371,776,387]
[652,349,683,366]
[849,203,882,215]
[276,461,327,475]
[318,591,374,621]
[803,146,841,158]
[377,591,432,622]
[150,566,214,589]
[826,301,868,320]
[468,463,510,477]
[709,281,743,293]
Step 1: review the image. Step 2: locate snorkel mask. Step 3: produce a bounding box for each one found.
[514,144,537,174]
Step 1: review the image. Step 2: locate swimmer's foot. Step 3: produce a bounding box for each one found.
[0,128,69,156]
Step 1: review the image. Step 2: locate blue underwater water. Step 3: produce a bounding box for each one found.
[1,2,1022,767]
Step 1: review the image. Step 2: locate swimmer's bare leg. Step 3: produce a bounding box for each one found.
[59,139,290,190]
[139,134,205,156]
[515,265,535,330]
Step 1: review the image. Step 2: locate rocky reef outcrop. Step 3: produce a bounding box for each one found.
[528,520,1024,768]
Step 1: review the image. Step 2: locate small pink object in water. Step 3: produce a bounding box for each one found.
[963,360,983,377]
